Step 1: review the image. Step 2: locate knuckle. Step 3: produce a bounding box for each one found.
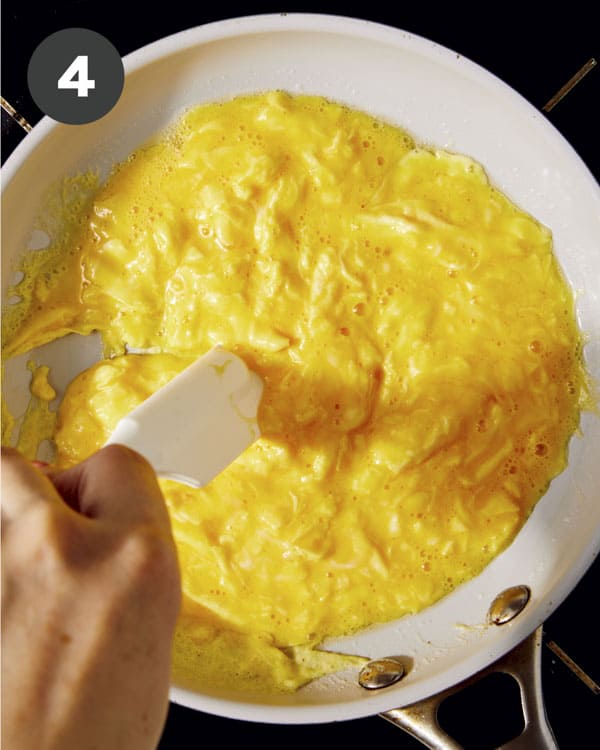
[38,507,79,559]
[11,503,79,572]
[100,443,153,474]
[120,527,181,607]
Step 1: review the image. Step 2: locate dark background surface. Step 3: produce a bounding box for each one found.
[2,3,598,747]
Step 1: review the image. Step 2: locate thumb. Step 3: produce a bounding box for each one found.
[49,445,172,532]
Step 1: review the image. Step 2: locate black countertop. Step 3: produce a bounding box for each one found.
[2,3,598,748]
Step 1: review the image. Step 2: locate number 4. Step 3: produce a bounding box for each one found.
[58,55,95,98]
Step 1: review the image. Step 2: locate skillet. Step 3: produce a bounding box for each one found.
[2,12,599,745]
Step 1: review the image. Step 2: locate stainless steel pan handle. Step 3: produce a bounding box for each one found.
[380,627,558,750]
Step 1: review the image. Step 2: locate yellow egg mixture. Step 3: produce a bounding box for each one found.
[2,91,589,694]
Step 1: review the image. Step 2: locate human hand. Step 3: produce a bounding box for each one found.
[1,445,181,750]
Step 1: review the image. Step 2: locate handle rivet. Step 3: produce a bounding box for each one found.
[488,585,531,625]
[358,657,406,689]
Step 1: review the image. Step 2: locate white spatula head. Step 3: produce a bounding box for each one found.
[105,347,263,487]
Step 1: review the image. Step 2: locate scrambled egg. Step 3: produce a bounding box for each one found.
[2,91,588,694]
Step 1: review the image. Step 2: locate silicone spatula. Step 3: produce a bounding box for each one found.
[105,347,263,487]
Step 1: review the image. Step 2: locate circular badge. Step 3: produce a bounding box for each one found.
[27,28,124,125]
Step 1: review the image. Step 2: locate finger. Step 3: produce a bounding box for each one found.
[48,444,171,530]
[31,460,49,468]
[0,447,64,522]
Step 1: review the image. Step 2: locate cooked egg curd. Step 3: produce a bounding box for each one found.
[2,91,588,694]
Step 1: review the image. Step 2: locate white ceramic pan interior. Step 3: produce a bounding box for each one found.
[2,13,599,725]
